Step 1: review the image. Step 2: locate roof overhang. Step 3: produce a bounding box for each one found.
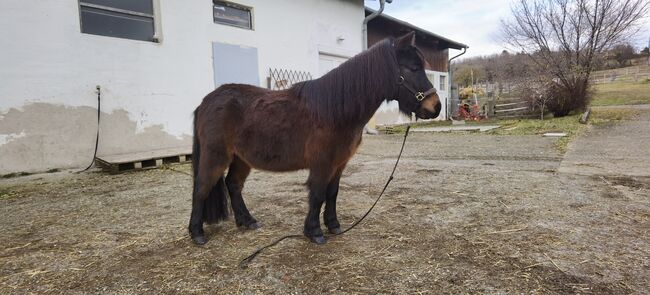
[365,7,468,50]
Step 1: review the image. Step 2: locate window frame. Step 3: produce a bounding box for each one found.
[439,75,447,91]
[78,0,161,43]
[212,0,254,31]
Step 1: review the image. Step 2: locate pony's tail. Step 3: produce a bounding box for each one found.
[203,177,229,224]
[192,109,229,224]
[192,110,200,182]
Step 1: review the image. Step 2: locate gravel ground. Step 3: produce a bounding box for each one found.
[1,117,649,294]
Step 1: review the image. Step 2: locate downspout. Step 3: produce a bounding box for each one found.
[447,47,467,120]
[363,0,388,134]
[363,0,388,50]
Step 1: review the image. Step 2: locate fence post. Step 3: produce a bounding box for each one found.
[486,99,495,118]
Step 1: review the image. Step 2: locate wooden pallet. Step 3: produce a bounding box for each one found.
[382,126,396,134]
[96,147,192,174]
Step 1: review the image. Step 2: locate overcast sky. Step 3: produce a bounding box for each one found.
[365,0,650,59]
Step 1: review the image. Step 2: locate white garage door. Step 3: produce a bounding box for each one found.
[318,53,348,77]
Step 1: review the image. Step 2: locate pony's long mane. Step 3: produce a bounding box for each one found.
[291,39,399,126]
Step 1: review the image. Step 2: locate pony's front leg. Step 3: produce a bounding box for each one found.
[304,172,329,244]
[324,170,343,234]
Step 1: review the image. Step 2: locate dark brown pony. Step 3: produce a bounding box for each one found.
[189,32,441,245]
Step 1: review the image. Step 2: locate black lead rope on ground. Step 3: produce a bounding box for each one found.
[239,125,412,269]
[76,86,101,174]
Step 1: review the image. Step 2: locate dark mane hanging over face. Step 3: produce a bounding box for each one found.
[291,39,399,127]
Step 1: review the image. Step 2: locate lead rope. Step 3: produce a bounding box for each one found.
[239,125,411,268]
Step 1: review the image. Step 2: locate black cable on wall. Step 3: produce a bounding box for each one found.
[77,85,101,173]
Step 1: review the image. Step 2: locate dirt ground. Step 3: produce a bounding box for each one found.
[1,113,649,294]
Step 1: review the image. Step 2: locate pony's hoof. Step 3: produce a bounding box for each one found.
[192,235,207,245]
[309,235,326,245]
[247,222,261,230]
[328,227,342,235]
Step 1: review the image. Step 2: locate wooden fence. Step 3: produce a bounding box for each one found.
[486,98,536,120]
[591,64,650,84]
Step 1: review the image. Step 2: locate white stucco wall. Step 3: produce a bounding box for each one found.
[0,0,364,174]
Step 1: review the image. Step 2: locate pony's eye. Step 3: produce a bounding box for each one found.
[409,65,421,71]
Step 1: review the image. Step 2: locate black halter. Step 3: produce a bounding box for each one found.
[397,74,437,102]
[390,39,437,103]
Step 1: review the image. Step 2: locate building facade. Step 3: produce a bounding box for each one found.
[0,0,364,174]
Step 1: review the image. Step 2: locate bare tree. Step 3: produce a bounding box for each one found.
[501,0,650,116]
[611,43,636,67]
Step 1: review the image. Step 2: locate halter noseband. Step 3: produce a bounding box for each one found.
[397,75,437,102]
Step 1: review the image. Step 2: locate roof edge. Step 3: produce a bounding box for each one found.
[365,7,468,50]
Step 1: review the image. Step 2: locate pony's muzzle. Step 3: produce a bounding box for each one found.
[416,93,441,119]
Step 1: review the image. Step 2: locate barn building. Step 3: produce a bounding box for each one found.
[0,0,466,175]
[366,8,468,125]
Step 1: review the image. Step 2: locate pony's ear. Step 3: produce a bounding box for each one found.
[395,31,416,49]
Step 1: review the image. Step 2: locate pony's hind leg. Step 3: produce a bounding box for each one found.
[225,156,259,229]
[189,149,231,245]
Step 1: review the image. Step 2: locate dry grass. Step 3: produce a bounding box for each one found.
[591,80,650,106]
[385,107,638,154]
[487,114,586,153]
[485,108,639,153]
[589,108,639,125]
[378,120,451,134]
[1,132,649,293]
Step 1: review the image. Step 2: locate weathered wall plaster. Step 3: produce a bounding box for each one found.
[0,103,190,174]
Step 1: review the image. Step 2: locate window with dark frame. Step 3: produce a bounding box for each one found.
[440,75,447,90]
[79,0,157,42]
[213,1,253,30]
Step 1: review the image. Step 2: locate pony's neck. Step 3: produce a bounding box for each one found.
[341,45,399,127]
[294,39,399,128]
[354,93,388,128]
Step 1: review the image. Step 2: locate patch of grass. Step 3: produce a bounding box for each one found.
[590,108,639,125]
[489,114,584,136]
[413,120,453,128]
[1,168,61,179]
[1,172,33,179]
[485,108,638,153]
[487,114,587,153]
[378,108,638,153]
[0,188,19,200]
[591,81,650,106]
[378,119,451,134]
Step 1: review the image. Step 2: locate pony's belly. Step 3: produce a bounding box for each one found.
[234,129,309,172]
[239,153,307,172]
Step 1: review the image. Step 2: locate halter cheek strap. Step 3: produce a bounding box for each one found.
[397,75,437,102]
